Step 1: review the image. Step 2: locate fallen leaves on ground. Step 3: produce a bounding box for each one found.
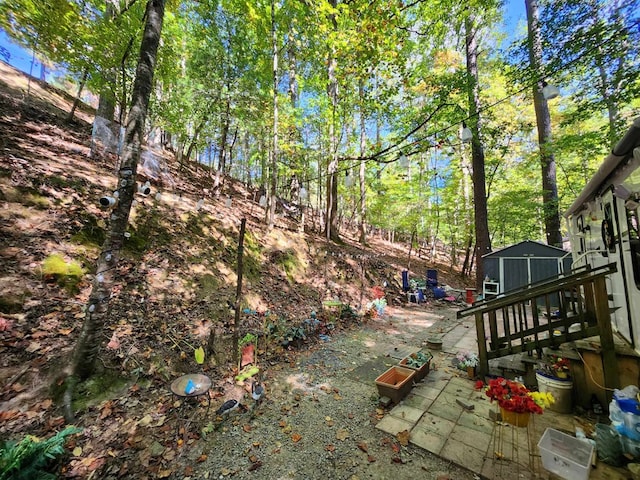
[396,430,410,446]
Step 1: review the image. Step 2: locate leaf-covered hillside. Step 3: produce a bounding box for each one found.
[0,60,471,477]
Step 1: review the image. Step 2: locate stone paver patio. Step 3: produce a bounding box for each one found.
[374,306,630,480]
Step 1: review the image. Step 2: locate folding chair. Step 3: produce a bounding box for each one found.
[424,269,446,300]
[426,269,438,288]
[402,270,410,292]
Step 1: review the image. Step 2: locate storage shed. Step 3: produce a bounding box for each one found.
[482,240,572,298]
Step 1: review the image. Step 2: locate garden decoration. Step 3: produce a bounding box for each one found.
[365,285,387,317]
[539,354,571,379]
[236,333,260,382]
[251,378,265,405]
[215,398,242,416]
[476,378,554,427]
[455,351,479,378]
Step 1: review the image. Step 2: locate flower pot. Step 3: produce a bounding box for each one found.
[536,371,573,414]
[500,407,530,427]
[399,355,431,382]
[375,366,416,404]
[466,366,476,379]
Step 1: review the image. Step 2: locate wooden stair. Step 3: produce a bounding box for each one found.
[458,263,621,400]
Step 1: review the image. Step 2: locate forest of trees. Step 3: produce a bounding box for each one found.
[1,0,639,274]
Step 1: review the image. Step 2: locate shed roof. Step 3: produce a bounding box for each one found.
[482,240,568,259]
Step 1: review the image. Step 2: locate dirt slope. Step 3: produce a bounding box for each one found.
[0,60,473,479]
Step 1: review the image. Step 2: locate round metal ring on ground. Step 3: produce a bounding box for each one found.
[170,373,211,397]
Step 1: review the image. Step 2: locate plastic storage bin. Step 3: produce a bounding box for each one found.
[538,428,593,480]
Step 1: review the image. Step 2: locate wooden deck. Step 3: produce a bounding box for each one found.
[458,263,620,401]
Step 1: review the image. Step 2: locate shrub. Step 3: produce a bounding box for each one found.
[0,426,81,480]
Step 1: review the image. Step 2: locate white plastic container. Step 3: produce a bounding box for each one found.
[538,428,593,480]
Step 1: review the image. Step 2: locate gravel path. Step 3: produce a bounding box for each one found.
[185,305,478,480]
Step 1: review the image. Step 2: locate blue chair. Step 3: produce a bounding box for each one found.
[425,269,446,300]
[426,269,438,288]
[402,270,410,292]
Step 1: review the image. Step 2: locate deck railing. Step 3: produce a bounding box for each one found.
[457,263,619,394]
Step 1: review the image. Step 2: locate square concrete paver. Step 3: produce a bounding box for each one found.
[457,410,495,435]
[423,368,453,383]
[385,345,419,360]
[375,415,414,435]
[427,393,464,422]
[450,423,493,451]
[442,381,475,399]
[448,375,477,390]
[402,392,433,410]
[440,438,486,473]
[388,404,424,424]
[410,428,447,454]
[412,384,444,400]
[466,396,494,418]
[414,411,455,438]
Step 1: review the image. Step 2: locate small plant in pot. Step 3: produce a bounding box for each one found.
[405,350,432,368]
[537,354,571,379]
[455,351,479,377]
[400,350,433,381]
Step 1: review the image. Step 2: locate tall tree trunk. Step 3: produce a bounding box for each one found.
[358,79,367,245]
[465,14,491,290]
[228,127,237,173]
[65,0,165,420]
[90,3,118,158]
[525,0,562,247]
[219,99,230,173]
[267,0,279,230]
[67,70,88,123]
[288,39,298,108]
[460,142,473,277]
[324,0,340,242]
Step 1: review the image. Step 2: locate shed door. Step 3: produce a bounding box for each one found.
[502,258,528,292]
[530,258,560,284]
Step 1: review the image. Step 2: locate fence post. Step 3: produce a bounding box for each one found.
[476,312,488,378]
[593,276,619,404]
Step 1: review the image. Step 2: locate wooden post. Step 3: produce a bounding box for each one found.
[593,276,619,403]
[488,310,499,351]
[583,281,597,325]
[476,312,489,378]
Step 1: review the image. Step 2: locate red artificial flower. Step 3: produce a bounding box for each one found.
[478,377,544,414]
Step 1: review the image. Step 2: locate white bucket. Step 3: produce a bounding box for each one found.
[536,371,573,414]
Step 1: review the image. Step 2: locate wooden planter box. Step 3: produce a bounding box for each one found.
[375,366,415,404]
[399,355,431,382]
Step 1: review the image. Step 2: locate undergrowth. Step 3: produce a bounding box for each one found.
[0,426,81,480]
